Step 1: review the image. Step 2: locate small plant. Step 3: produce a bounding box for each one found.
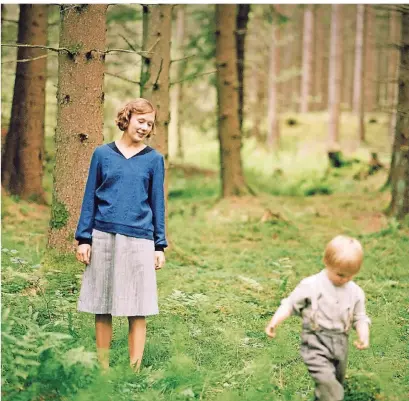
[344,371,381,401]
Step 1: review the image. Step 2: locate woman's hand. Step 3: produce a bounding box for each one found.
[76,244,91,265]
[154,251,165,270]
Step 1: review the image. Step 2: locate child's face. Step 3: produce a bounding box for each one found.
[326,266,360,286]
[125,112,155,143]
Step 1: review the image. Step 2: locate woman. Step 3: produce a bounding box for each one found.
[75,98,167,371]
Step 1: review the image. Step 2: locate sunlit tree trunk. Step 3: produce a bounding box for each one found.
[328,4,343,147]
[1,5,48,202]
[215,5,249,197]
[388,7,402,140]
[266,5,280,150]
[173,5,187,161]
[300,5,314,113]
[48,5,107,252]
[364,5,377,112]
[353,4,366,143]
[388,8,409,220]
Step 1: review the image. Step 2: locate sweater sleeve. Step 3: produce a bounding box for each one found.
[75,149,101,245]
[149,155,168,250]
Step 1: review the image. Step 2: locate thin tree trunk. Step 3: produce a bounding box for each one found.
[353,4,366,143]
[266,5,280,149]
[388,7,402,140]
[313,5,323,111]
[388,8,409,219]
[236,4,250,132]
[364,5,377,112]
[328,4,343,147]
[215,4,249,197]
[48,5,107,252]
[173,5,186,161]
[140,4,172,242]
[300,5,314,113]
[1,5,48,203]
[292,8,304,111]
[342,5,355,111]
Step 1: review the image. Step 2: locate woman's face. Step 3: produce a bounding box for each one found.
[124,111,155,143]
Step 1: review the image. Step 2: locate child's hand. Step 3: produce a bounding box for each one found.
[265,323,277,338]
[354,338,369,350]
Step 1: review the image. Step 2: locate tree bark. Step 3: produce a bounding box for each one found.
[353,4,366,143]
[140,5,171,160]
[266,5,280,150]
[300,5,314,113]
[328,4,343,148]
[47,5,107,252]
[388,8,409,220]
[173,5,187,161]
[364,5,377,112]
[236,4,250,132]
[388,7,402,140]
[215,5,249,197]
[1,5,48,203]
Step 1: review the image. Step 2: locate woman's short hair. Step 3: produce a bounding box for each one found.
[115,98,156,137]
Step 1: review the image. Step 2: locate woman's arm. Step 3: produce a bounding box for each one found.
[149,155,168,250]
[75,149,101,245]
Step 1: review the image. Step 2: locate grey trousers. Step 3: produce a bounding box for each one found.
[300,331,349,401]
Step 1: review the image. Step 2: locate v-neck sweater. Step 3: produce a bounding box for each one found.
[75,142,167,251]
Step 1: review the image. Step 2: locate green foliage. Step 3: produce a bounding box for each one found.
[50,199,70,229]
[107,4,141,24]
[344,371,381,401]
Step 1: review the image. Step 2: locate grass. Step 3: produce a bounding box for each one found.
[2,113,409,401]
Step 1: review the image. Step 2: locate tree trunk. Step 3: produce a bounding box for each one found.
[1,5,48,203]
[266,5,280,150]
[236,4,250,132]
[341,5,355,111]
[388,7,402,140]
[364,5,377,112]
[173,5,187,161]
[328,4,343,148]
[140,5,171,161]
[292,8,304,111]
[388,8,409,220]
[47,5,107,252]
[215,5,249,197]
[300,5,314,113]
[353,4,366,142]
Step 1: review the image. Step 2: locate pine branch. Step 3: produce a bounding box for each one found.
[105,72,140,85]
[1,43,70,53]
[1,54,48,64]
[170,54,196,64]
[170,69,217,86]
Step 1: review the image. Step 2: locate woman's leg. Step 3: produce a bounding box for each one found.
[95,314,113,370]
[128,316,146,370]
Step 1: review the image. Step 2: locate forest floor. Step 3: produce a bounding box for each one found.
[2,114,409,401]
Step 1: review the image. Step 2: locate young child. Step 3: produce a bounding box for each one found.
[265,235,370,401]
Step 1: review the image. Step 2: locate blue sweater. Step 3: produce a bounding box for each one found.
[75,142,167,251]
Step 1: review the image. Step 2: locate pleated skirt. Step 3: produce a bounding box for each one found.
[77,229,159,317]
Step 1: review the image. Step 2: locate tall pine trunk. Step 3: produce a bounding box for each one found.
[215,5,249,197]
[236,4,250,132]
[48,5,107,252]
[388,8,409,220]
[266,6,280,150]
[328,4,343,147]
[353,4,366,142]
[140,5,171,160]
[1,5,48,203]
[364,5,377,112]
[173,5,187,161]
[388,7,402,140]
[300,5,314,113]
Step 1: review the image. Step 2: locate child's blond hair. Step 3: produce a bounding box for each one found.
[323,235,363,272]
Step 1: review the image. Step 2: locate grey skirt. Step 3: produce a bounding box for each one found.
[78,229,159,317]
